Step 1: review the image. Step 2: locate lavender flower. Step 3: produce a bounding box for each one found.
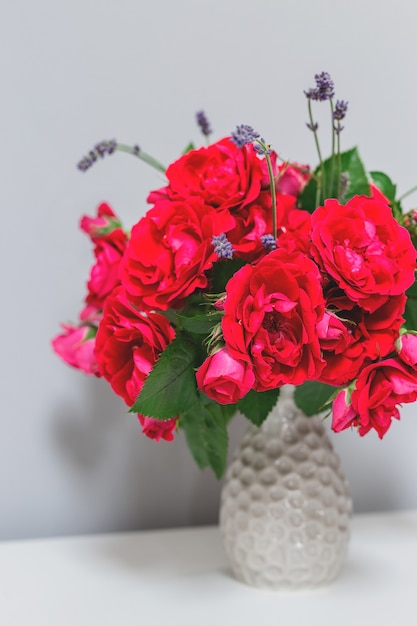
[196,110,212,137]
[339,172,350,201]
[253,139,272,156]
[305,72,335,102]
[212,233,234,259]
[333,100,348,134]
[77,140,117,172]
[261,234,277,251]
[230,125,260,149]
[333,100,348,121]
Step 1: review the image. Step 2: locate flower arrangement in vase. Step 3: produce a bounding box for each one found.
[53,71,417,481]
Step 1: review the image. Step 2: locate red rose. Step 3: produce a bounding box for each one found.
[95,286,175,405]
[222,249,325,390]
[81,204,128,310]
[227,191,298,262]
[318,293,405,386]
[316,310,363,385]
[196,346,255,404]
[369,183,390,205]
[332,358,417,438]
[311,196,416,312]
[121,197,233,311]
[276,207,312,255]
[137,416,178,442]
[149,137,265,212]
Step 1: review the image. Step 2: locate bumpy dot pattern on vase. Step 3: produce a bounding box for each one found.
[219,390,353,590]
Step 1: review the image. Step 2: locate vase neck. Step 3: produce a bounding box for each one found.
[279,384,295,402]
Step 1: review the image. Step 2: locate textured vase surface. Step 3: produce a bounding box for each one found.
[219,386,352,590]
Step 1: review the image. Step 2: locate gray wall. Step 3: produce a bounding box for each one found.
[2,0,417,540]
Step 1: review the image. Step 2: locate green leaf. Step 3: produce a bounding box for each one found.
[340,147,370,201]
[404,281,417,331]
[369,171,403,221]
[299,147,370,212]
[182,142,195,154]
[299,176,318,213]
[294,381,338,416]
[391,201,403,222]
[237,388,280,426]
[211,258,247,293]
[180,398,230,478]
[131,332,200,419]
[369,170,397,203]
[177,311,222,335]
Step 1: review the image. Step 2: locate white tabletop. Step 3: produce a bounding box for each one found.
[0,510,416,626]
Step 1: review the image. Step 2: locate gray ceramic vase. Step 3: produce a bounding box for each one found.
[219,386,352,590]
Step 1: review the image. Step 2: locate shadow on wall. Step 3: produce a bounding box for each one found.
[52,375,247,535]
[52,373,417,536]
[323,408,417,515]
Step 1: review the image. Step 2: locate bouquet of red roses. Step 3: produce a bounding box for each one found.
[53,72,417,477]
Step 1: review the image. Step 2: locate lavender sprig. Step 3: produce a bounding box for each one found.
[304,73,334,199]
[196,110,212,138]
[333,100,348,132]
[230,126,277,238]
[339,172,350,202]
[77,140,166,174]
[212,233,234,260]
[306,96,325,205]
[304,72,349,202]
[77,140,117,172]
[230,125,260,148]
[332,100,348,198]
[304,72,335,102]
[261,234,277,252]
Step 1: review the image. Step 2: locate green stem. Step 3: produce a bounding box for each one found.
[398,184,417,202]
[329,99,335,198]
[116,143,166,173]
[308,99,325,204]
[336,128,342,199]
[262,146,277,239]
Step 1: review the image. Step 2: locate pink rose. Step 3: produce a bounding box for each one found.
[79,305,103,324]
[332,358,417,438]
[222,248,325,390]
[331,389,358,433]
[196,346,255,404]
[276,163,311,197]
[396,332,417,368]
[80,202,122,238]
[52,323,99,375]
[137,416,178,442]
[311,196,416,312]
